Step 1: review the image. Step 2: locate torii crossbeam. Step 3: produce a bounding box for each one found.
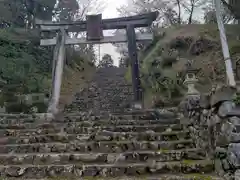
[36,12,158,114]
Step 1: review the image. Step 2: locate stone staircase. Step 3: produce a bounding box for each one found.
[65,66,134,115]
[0,112,222,179]
[0,66,223,179]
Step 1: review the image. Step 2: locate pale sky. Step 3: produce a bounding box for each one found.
[96,0,128,66]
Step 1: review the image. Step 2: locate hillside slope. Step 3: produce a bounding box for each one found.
[134,24,240,107]
[59,61,95,111]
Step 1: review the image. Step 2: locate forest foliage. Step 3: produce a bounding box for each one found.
[0,0,103,112]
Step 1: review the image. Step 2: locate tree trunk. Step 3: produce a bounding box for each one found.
[176,0,181,24]
[188,3,194,24]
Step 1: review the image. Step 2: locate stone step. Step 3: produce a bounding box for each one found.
[0,118,179,126]
[0,160,214,178]
[0,149,206,165]
[110,115,176,121]
[62,114,156,121]
[0,131,190,144]
[14,174,223,180]
[0,140,195,153]
[148,175,222,180]
[111,109,156,115]
[57,119,180,125]
[62,112,172,120]
[93,130,189,142]
[0,124,183,136]
[0,114,33,119]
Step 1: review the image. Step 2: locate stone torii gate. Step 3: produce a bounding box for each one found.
[36,12,158,115]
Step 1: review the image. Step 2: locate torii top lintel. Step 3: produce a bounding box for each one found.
[36,11,159,32]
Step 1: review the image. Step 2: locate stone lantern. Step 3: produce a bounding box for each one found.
[183,60,200,95]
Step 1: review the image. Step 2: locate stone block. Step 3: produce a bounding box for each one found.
[230,116,240,126]
[218,101,236,118]
[211,86,236,107]
[227,143,240,168]
[200,94,211,109]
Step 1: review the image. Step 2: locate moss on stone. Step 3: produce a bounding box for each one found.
[184,173,216,180]
[181,159,200,165]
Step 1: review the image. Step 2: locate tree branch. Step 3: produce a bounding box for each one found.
[220,0,239,19]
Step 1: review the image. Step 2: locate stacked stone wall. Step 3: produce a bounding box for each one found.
[179,85,240,179]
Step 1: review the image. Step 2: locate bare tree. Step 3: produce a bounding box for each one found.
[203,3,234,24]
[75,0,105,21]
[176,0,182,24]
[181,0,208,24]
[117,0,182,27]
[221,0,240,21]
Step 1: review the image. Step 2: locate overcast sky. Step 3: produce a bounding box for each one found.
[95,0,128,66]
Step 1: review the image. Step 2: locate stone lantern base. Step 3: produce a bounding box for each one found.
[132,102,143,110]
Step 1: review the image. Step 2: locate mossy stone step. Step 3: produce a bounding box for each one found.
[0,130,190,144]
[1,174,223,180]
[0,160,214,178]
[0,117,179,125]
[0,140,195,153]
[0,118,38,125]
[55,119,179,125]
[0,124,183,136]
[93,130,189,142]
[0,119,179,127]
[0,114,33,119]
[0,148,205,165]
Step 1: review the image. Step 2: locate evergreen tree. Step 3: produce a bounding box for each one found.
[99,54,114,67]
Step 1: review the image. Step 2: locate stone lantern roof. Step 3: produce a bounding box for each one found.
[183,60,201,75]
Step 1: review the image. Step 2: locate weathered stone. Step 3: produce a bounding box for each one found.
[94,134,112,141]
[208,115,221,127]
[235,169,240,180]
[74,153,101,162]
[221,122,235,136]
[221,159,231,170]
[215,147,227,159]
[218,101,236,118]
[231,133,240,143]
[223,173,234,180]
[5,166,26,177]
[216,134,230,147]
[199,94,210,109]
[227,143,240,168]
[211,86,236,107]
[82,165,98,176]
[214,159,225,176]
[230,116,240,126]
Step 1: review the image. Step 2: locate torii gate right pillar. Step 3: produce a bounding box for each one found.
[126,25,142,108]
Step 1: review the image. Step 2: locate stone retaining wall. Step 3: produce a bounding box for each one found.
[179,85,240,179]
